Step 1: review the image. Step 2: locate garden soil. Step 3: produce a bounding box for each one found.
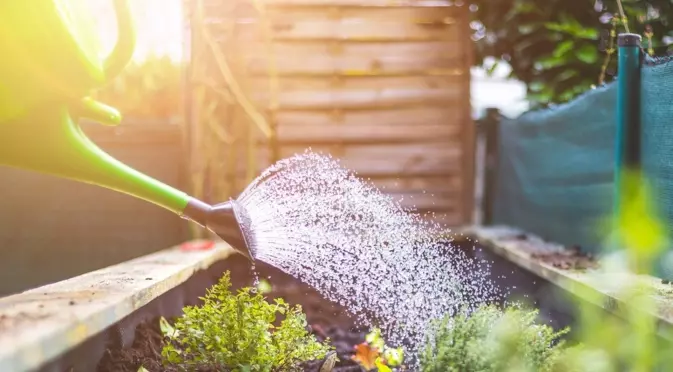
[97,258,367,372]
[510,233,598,271]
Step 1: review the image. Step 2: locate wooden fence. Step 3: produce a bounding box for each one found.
[185,0,475,226]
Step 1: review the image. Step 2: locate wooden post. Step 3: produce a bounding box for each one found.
[481,107,502,226]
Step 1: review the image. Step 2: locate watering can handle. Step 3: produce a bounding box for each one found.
[76,0,136,126]
[103,0,136,80]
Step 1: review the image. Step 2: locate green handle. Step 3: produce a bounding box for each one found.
[0,0,192,217]
[103,0,136,81]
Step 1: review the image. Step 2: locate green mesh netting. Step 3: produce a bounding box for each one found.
[641,58,673,278]
[493,83,616,253]
[641,59,673,239]
[492,58,673,278]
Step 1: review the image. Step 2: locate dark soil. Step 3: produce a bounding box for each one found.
[531,250,597,270]
[97,256,367,372]
[510,234,598,271]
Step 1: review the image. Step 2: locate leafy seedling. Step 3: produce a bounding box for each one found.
[161,271,332,371]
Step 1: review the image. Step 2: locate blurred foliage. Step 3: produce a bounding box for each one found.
[470,0,673,106]
[420,171,673,371]
[93,56,181,122]
[420,305,569,372]
[555,170,673,372]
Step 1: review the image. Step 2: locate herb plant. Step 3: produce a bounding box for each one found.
[420,304,569,372]
[161,272,332,372]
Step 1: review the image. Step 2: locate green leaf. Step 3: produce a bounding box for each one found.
[256,279,272,294]
[137,366,150,372]
[576,44,599,64]
[528,81,546,92]
[538,55,566,70]
[554,69,579,83]
[485,61,500,76]
[159,317,177,338]
[512,1,537,14]
[545,20,599,40]
[553,40,575,58]
[375,359,392,372]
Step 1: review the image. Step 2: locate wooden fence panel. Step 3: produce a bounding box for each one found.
[192,0,475,226]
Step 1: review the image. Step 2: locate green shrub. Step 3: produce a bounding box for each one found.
[420,304,570,372]
[161,272,332,372]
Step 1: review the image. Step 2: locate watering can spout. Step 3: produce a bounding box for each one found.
[184,199,257,261]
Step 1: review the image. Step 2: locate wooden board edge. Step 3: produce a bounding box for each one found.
[0,241,236,372]
[457,225,673,338]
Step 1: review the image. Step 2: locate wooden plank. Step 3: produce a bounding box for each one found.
[231,169,463,194]
[267,5,459,21]
[419,210,464,226]
[240,41,464,66]
[248,74,463,92]
[371,175,462,194]
[224,16,460,42]
[242,48,464,76]
[461,226,673,337]
[258,95,458,112]
[251,0,455,7]
[389,191,458,211]
[229,2,461,21]
[254,142,465,176]
[245,69,465,78]
[226,38,461,55]
[229,143,465,176]
[250,86,462,109]
[277,120,464,144]
[0,241,236,372]
[273,106,461,127]
[219,41,467,78]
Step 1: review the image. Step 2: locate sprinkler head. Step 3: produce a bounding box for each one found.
[183,199,256,261]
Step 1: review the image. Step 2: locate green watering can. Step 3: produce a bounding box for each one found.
[0,0,255,260]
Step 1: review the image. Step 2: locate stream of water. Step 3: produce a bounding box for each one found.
[235,150,503,361]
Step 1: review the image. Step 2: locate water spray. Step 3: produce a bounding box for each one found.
[0,0,255,261]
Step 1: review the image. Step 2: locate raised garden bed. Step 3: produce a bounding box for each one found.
[3,227,673,371]
[98,254,366,372]
[455,226,673,338]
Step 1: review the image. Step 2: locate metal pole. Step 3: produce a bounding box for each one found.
[614,33,642,220]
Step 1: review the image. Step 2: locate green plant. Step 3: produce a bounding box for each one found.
[420,304,570,372]
[160,272,332,371]
[471,0,673,105]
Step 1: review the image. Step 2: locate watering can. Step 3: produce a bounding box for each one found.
[0,0,256,260]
